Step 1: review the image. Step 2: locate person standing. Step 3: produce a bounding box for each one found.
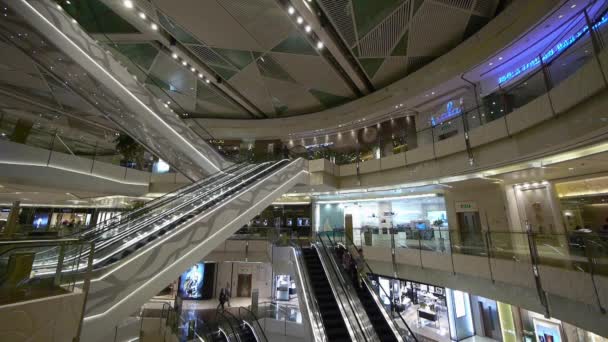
[217,289,226,311]
[225,282,232,307]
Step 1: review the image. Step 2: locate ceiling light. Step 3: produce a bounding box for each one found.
[571,4,576,8]
[297,16,303,24]
[305,25,311,33]
[558,15,563,19]
[205,79,211,84]
[198,73,203,78]
[489,62,493,66]
[139,12,146,20]
[150,23,158,30]
[182,60,187,66]
[190,67,196,72]
[498,56,503,60]
[123,0,134,9]
[316,41,324,49]
[66,0,71,4]
[71,18,77,24]
[288,6,295,15]
[172,52,178,59]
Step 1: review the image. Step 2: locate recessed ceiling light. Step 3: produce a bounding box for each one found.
[297,16,303,24]
[316,41,324,49]
[123,0,134,9]
[571,4,576,8]
[198,73,203,78]
[139,12,146,20]
[182,60,187,66]
[205,79,211,84]
[71,18,77,24]
[190,67,196,72]
[150,23,158,30]
[489,62,493,66]
[305,25,311,33]
[172,52,178,59]
[288,6,295,15]
[498,56,503,60]
[558,15,563,19]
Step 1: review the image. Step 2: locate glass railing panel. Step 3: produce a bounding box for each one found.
[0,239,92,305]
[487,231,531,262]
[449,230,488,257]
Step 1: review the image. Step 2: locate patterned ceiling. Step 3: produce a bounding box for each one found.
[63,0,501,119]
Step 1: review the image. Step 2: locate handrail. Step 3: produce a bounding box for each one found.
[323,231,419,341]
[289,244,328,342]
[315,233,376,342]
[219,309,244,342]
[239,306,269,342]
[32,161,278,270]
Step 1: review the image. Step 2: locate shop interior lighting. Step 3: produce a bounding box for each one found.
[316,193,437,204]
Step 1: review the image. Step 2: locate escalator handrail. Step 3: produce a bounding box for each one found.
[88,162,272,249]
[238,306,269,342]
[81,162,254,242]
[31,161,280,273]
[289,244,328,342]
[315,234,372,342]
[219,309,245,342]
[75,162,244,239]
[325,231,419,341]
[216,310,242,342]
[30,163,267,268]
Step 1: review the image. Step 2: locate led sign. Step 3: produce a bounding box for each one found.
[498,15,608,85]
[431,99,463,126]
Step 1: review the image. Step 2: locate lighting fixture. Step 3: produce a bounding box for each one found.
[198,73,203,78]
[205,79,210,84]
[489,62,493,66]
[305,25,311,33]
[571,4,576,8]
[150,23,158,30]
[182,60,187,66]
[172,52,178,59]
[297,16,303,24]
[190,67,196,72]
[139,12,146,20]
[71,18,76,24]
[558,15,563,19]
[316,41,324,49]
[123,0,134,9]
[288,6,295,15]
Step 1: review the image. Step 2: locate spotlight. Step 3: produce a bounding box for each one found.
[288,6,295,15]
[123,0,134,9]
[182,60,187,66]
[297,16,303,24]
[139,12,146,20]
[150,23,158,30]
[316,41,324,49]
[172,53,178,59]
[305,25,311,33]
[198,73,203,78]
[190,67,196,72]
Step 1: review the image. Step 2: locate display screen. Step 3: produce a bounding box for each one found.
[178,264,205,299]
[33,213,49,229]
[533,319,562,342]
[415,222,427,230]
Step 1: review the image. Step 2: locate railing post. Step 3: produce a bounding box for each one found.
[53,243,65,287]
[583,236,607,314]
[525,222,551,318]
[74,242,95,342]
[585,9,608,87]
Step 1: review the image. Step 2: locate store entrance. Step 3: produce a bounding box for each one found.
[456,212,484,255]
[237,274,252,297]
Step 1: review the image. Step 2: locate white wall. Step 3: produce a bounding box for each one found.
[215,262,273,300]
[445,183,510,232]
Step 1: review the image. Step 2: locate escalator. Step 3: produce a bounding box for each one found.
[301,248,351,342]
[322,231,419,342]
[21,158,308,342]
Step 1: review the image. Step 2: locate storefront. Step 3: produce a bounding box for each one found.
[315,192,448,246]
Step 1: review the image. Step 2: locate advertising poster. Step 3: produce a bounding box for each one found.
[33,213,49,229]
[533,318,562,342]
[178,263,205,299]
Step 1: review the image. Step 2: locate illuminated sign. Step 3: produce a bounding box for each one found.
[431,99,463,126]
[498,15,608,85]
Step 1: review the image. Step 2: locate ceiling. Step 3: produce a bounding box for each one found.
[58,0,502,119]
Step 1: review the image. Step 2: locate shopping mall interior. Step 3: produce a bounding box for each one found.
[0,0,607,341]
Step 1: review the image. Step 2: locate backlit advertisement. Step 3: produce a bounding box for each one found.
[178,263,205,299]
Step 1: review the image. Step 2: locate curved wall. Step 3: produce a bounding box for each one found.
[195,0,562,139]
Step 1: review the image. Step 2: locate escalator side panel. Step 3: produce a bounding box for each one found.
[81,159,308,342]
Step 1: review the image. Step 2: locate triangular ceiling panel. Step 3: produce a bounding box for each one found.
[359,58,385,79]
[391,31,409,56]
[271,31,318,56]
[352,0,406,38]
[309,89,350,108]
[213,48,254,70]
[255,55,296,83]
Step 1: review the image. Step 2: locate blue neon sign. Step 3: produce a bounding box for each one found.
[431,100,462,126]
[498,15,608,85]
